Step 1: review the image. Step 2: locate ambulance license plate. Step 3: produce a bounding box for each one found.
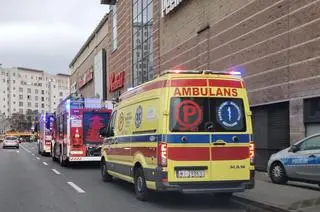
[176,170,205,178]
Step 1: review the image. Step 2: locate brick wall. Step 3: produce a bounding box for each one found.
[159,0,320,106]
[107,0,133,98]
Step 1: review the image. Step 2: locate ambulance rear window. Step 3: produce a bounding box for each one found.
[169,97,246,132]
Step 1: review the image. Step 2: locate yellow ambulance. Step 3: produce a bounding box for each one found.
[100,70,255,201]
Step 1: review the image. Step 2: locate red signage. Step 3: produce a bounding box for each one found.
[109,71,125,92]
[77,69,93,89]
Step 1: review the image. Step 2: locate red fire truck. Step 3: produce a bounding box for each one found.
[38,112,55,155]
[52,96,112,166]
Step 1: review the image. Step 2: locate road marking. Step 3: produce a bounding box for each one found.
[32,154,35,156]
[16,150,19,153]
[43,162,48,166]
[36,157,40,160]
[67,182,86,193]
[52,169,61,175]
[20,145,31,153]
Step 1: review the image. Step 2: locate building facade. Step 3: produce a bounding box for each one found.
[69,0,320,170]
[156,0,320,170]
[0,66,70,117]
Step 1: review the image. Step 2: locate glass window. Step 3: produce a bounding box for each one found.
[41,97,44,101]
[111,5,118,50]
[19,109,23,113]
[41,103,44,108]
[132,0,153,87]
[35,89,38,94]
[19,102,23,107]
[35,103,38,108]
[19,95,23,100]
[299,136,320,151]
[28,88,31,93]
[169,98,246,132]
[59,92,63,97]
[41,90,44,94]
[35,96,38,101]
[19,88,23,92]
[28,102,31,107]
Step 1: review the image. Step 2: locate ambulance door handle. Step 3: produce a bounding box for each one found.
[213,142,226,146]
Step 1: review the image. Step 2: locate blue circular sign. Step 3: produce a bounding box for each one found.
[217,101,242,128]
[135,105,143,128]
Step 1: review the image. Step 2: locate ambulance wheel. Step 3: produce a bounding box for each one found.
[270,162,287,184]
[101,159,112,182]
[134,167,149,201]
[214,193,232,202]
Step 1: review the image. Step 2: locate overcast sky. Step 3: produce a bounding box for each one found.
[0,0,108,74]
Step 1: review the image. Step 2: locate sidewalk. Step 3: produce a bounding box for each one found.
[234,172,320,212]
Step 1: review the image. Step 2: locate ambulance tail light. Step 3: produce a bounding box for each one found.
[249,142,255,165]
[158,142,168,167]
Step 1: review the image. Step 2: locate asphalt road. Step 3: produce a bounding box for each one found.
[0,142,270,212]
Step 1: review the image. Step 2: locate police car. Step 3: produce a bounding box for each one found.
[267,133,320,187]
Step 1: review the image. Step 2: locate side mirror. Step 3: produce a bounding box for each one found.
[99,127,107,137]
[109,127,115,137]
[290,145,299,153]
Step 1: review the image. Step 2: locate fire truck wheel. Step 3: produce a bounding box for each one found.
[101,159,112,182]
[134,167,149,201]
[59,152,67,167]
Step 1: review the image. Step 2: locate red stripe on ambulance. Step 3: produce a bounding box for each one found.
[211,147,249,160]
[168,147,210,161]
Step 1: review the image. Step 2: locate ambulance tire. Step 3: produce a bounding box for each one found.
[214,192,232,202]
[134,167,149,201]
[101,159,112,182]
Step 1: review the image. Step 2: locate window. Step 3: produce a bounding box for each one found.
[13,94,15,97]
[53,85,56,88]
[13,101,16,104]
[13,87,15,90]
[169,98,246,132]
[111,5,118,50]
[19,109,23,113]
[35,96,38,101]
[41,103,44,108]
[2,79,4,83]
[39,77,42,80]
[41,97,44,101]
[35,89,38,94]
[19,95,23,100]
[19,102,23,107]
[28,88,31,93]
[41,90,44,95]
[13,80,15,84]
[59,92,63,97]
[299,136,320,151]
[27,102,31,107]
[19,88,23,92]
[35,103,38,108]
[132,0,153,86]
[27,95,31,100]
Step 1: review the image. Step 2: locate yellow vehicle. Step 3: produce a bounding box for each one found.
[100,70,255,201]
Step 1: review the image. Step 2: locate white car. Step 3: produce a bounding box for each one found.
[267,134,320,186]
[3,136,20,149]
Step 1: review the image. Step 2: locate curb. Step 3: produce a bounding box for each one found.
[232,195,290,212]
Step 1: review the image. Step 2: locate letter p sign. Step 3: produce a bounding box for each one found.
[175,100,203,129]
